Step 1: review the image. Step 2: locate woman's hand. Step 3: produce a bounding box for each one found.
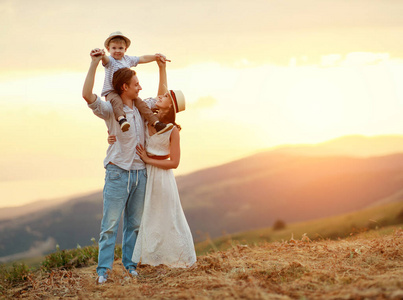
[107,131,116,145]
[156,55,167,68]
[136,144,149,163]
[155,53,170,63]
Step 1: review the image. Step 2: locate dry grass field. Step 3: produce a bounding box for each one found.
[5,228,403,299]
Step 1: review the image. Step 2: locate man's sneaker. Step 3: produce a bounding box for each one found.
[96,275,107,285]
[119,118,130,132]
[154,122,173,134]
[129,269,138,277]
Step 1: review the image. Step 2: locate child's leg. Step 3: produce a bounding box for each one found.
[106,92,126,122]
[134,98,173,134]
[134,97,159,125]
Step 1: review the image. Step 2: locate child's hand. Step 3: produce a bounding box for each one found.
[90,49,104,63]
[90,48,105,57]
[155,53,171,63]
[156,57,166,68]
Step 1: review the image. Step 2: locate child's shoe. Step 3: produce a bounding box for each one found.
[119,118,130,132]
[154,122,173,134]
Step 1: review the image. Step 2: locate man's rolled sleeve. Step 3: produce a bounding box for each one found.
[88,95,112,120]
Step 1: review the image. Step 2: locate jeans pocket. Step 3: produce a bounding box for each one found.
[107,170,122,181]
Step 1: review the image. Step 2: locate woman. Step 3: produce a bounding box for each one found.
[109,60,196,268]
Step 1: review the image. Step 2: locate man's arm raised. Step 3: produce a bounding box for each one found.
[82,52,103,104]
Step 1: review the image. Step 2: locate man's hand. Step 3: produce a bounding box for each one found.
[91,48,105,57]
[89,49,104,64]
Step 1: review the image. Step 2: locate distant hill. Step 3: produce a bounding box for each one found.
[0,197,71,221]
[178,152,403,240]
[1,135,403,262]
[0,192,103,263]
[195,201,403,254]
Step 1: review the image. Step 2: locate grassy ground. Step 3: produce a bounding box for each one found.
[2,227,402,299]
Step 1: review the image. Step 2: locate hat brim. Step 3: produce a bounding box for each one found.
[104,35,131,48]
[168,90,185,113]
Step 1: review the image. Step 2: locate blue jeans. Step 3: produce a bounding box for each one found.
[96,164,147,277]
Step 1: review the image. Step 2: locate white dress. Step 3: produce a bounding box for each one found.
[132,127,197,268]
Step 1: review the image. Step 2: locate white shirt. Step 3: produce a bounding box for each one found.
[88,95,156,170]
[101,55,139,97]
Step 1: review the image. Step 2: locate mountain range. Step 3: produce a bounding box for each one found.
[1,135,403,262]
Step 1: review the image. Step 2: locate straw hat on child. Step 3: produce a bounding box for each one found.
[104,31,131,48]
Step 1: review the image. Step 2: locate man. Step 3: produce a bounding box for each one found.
[82,49,166,284]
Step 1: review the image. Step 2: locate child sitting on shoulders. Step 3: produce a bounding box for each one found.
[92,31,172,133]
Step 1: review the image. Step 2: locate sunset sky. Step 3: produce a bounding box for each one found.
[1,0,403,207]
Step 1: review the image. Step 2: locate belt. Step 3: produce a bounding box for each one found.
[148,154,170,160]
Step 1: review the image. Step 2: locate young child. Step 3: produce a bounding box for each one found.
[93,31,172,133]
